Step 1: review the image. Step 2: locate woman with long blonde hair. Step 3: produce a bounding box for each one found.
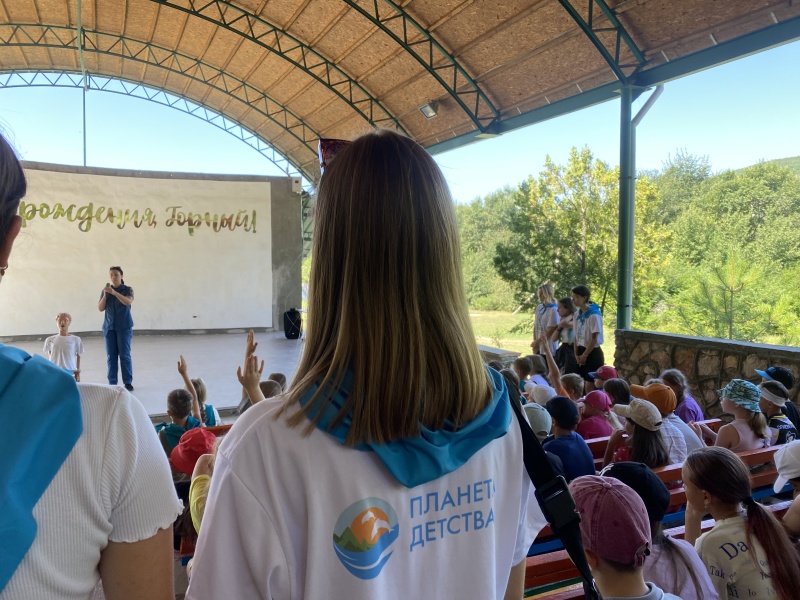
[188,130,545,599]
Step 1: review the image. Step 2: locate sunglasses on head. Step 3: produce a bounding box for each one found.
[318,138,351,175]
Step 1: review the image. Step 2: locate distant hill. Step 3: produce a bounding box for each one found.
[739,156,800,176]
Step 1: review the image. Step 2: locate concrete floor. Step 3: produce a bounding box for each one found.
[10,330,303,418]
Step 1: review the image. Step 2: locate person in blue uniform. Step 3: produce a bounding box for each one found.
[98,266,135,390]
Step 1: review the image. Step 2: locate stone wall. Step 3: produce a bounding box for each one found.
[614,330,800,417]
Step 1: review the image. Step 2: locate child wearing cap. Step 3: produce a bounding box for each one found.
[543,396,596,482]
[605,399,670,470]
[602,462,718,600]
[758,380,797,446]
[522,402,566,479]
[576,390,615,439]
[588,365,618,390]
[569,475,681,600]
[683,447,800,600]
[774,440,800,539]
[630,382,694,462]
[690,380,769,453]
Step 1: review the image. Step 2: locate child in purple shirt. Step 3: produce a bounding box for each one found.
[661,369,704,424]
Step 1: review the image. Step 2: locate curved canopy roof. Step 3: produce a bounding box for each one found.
[1,0,799,182]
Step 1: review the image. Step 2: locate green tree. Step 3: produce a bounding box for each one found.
[656,161,800,344]
[455,187,518,310]
[494,147,668,319]
[652,150,711,224]
[669,247,776,342]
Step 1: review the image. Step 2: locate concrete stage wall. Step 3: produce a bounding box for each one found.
[1,163,302,337]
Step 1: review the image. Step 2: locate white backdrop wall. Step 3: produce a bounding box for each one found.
[1,164,277,336]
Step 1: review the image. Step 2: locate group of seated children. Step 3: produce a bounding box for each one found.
[508,347,800,599]
[572,447,800,600]
[505,344,799,483]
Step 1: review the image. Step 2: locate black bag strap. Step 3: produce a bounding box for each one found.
[510,398,601,600]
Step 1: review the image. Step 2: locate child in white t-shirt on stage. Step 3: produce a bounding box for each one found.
[43,312,84,381]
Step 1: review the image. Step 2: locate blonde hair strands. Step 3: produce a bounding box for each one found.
[282,130,491,445]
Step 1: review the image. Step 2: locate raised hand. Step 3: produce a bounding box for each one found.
[177,354,189,376]
[237,355,263,390]
[245,329,258,358]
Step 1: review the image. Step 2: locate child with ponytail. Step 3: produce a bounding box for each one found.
[683,446,800,599]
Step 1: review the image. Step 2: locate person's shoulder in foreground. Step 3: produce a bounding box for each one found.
[2,351,181,599]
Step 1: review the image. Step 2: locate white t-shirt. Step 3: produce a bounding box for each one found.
[574,312,603,347]
[187,397,546,600]
[42,335,84,371]
[534,304,559,355]
[695,514,776,600]
[2,385,183,600]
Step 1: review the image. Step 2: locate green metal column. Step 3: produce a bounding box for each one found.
[617,86,635,330]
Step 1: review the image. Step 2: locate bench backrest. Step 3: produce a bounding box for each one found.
[205,424,233,437]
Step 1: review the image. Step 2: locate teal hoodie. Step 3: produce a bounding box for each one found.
[298,367,511,488]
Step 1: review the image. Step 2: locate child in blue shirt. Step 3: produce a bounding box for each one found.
[543,396,596,481]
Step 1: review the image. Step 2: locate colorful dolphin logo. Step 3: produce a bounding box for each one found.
[332,497,399,579]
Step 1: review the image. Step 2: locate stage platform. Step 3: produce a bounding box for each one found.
[9,331,303,419]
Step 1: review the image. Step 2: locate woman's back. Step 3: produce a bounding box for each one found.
[186,394,545,599]
[187,130,546,599]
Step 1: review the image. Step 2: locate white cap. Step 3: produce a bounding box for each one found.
[523,402,552,443]
[612,398,663,432]
[531,384,557,406]
[773,440,800,493]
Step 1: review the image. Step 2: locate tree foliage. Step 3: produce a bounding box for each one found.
[492,147,668,319]
[457,149,800,347]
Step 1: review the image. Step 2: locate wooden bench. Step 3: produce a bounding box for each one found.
[525,499,792,598]
[205,423,233,437]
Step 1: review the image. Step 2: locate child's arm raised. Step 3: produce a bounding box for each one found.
[241,330,264,400]
[536,335,568,398]
[178,355,203,424]
[238,355,266,406]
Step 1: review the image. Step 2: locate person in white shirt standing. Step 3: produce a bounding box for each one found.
[43,313,84,381]
[532,282,559,355]
[187,130,546,600]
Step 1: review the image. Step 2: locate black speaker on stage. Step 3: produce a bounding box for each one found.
[284,308,302,339]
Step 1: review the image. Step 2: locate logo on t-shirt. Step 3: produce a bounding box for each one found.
[332,497,399,579]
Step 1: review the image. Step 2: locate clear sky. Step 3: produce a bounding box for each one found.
[0,39,798,204]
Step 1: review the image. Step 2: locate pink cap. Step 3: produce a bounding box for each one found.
[583,390,612,412]
[569,475,651,567]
